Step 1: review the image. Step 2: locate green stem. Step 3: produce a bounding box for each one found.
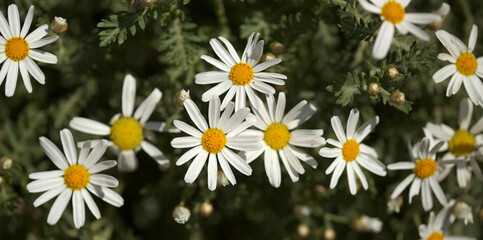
[214,0,231,38]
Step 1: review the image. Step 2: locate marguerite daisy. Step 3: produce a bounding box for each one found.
[433,25,483,106]
[0,4,58,97]
[358,0,441,59]
[27,129,123,228]
[424,98,483,188]
[388,137,447,211]
[241,93,325,187]
[319,108,386,195]
[69,74,170,172]
[171,96,262,191]
[195,32,286,111]
[419,200,476,240]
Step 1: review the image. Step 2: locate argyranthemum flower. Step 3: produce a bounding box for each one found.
[171,96,262,191]
[388,137,447,211]
[195,32,286,111]
[419,200,476,240]
[319,109,386,195]
[69,74,170,172]
[433,25,483,106]
[358,0,441,59]
[241,92,325,187]
[0,4,58,97]
[424,98,483,188]
[26,129,123,228]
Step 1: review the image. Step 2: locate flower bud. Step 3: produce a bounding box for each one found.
[453,201,473,225]
[1,156,13,171]
[172,205,191,224]
[367,83,380,96]
[389,90,405,107]
[51,17,68,35]
[200,201,213,217]
[173,89,190,107]
[324,228,336,240]
[297,224,310,238]
[387,67,399,79]
[428,3,451,31]
[314,184,326,197]
[0,176,4,185]
[129,1,143,13]
[387,196,403,214]
[352,215,383,233]
[261,53,276,62]
[293,205,311,219]
[142,0,157,7]
[217,171,230,187]
[270,42,285,55]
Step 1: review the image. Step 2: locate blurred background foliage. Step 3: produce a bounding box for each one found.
[0,0,482,239]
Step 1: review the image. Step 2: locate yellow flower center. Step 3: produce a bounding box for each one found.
[64,164,90,191]
[448,130,476,157]
[264,123,291,150]
[342,139,360,162]
[201,128,227,154]
[456,52,477,76]
[230,63,254,86]
[414,158,437,178]
[5,37,30,61]
[110,117,144,150]
[427,232,444,240]
[381,1,405,24]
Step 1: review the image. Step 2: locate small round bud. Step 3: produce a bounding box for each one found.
[261,53,276,62]
[217,171,230,187]
[297,224,310,238]
[453,201,474,225]
[293,205,311,219]
[173,89,190,107]
[314,184,326,197]
[324,228,336,240]
[428,3,451,31]
[367,83,380,96]
[1,156,13,171]
[129,1,143,13]
[200,201,213,217]
[387,196,403,214]
[142,0,157,7]
[51,17,68,35]
[172,205,191,224]
[351,215,383,233]
[387,67,399,79]
[389,90,405,107]
[270,42,285,55]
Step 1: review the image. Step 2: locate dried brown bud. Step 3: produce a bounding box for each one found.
[270,42,285,55]
[51,17,68,35]
[297,224,310,238]
[387,67,399,79]
[129,1,143,13]
[200,201,213,217]
[324,228,336,240]
[142,0,157,7]
[389,90,405,107]
[367,83,380,96]
[1,156,13,170]
[314,184,326,196]
[428,3,450,31]
[262,53,276,62]
[173,89,190,107]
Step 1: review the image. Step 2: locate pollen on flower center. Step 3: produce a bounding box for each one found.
[230,63,254,86]
[456,52,477,76]
[110,117,144,150]
[414,158,437,178]
[381,1,405,24]
[64,164,90,191]
[342,139,360,162]
[5,37,30,61]
[264,123,291,150]
[201,128,227,153]
[427,232,444,240]
[448,129,475,157]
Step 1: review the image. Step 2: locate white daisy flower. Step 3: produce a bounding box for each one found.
[419,200,476,240]
[0,4,58,97]
[26,129,123,229]
[241,92,326,187]
[170,96,262,191]
[424,98,483,188]
[69,74,170,172]
[195,32,286,111]
[388,137,448,211]
[433,25,483,106]
[319,108,386,195]
[358,0,441,59]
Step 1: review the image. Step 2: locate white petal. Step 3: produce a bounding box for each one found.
[25,24,49,43]
[356,154,387,176]
[405,22,430,41]
[226,138,261,151]
[282,147,305,174]
[77,141,92,165]
[219,108,250,133]
[117,150,138,172]
[88,160,117,174]
[244,85,260,110]
[252,58,282,72]
[429,177,447,205]
[208,95,221,128]
[217,152,237,185]
[329,160,346,189]
[33,185,66,207]
[39,136,69,170]
[5,60,18,97]
[436,30,462,58]
[7,4,20,37]
[0,9,12,39]
[275,92,286,122]
[27,177,64,193]
[176,145,203,166]
[218,36,241,63]
[28,49,58,64]
[86,183,124,207]
[254,72,287,80]
[29,170,64,180]
[83,140,109,169]
[122,74,136,117]
[353,116,379,142]
[357,0,381,13]
[372,21,394,60]
[183,99,208,132]
[209,38,236,66]
[347,163,358,195]
[470,117,483,135]
[220,86,236,110]
[195,71,228,84]
[173,120,202,138]
[468,24,478,52]
[47,188,72,225]
[133,88,162,124]
[73,191,85,229]
[404,13,441,24]
[331,116,347,143]
[421,179,433,211]
[171,136,201,148]
[20,6,34,38]
[0,59,11,86]
[141,141,169,167]
[390,174,415,199]
[90,174,119,188]
[346,108,359,139]
[466,76,483,106]
[459,98,473,130]
[18,61,32,93]
[278,148,299,182]
[287,145,317,168]
[207,154,218,191]
[289,135,326,148]
[327,138,342,148]
[81,189,101,219]
[23,57,45,84]
[250,80,275,95]
[184,150,208,183]
[234,85,246,111]
[446,73,462,96]
[200,55,231,72]
[388,161,414,170]
[69,117,110,135]
[408,177,421,203]
[352,162,368,190]
[437,53,456,63]
[60,129,77,165]
[221,148,252,175]
[326,156,343,175]
[319,147,340,158]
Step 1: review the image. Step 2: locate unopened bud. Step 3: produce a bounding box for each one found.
[1,157,13,171]
[217,171,230,187]
[352,215,383,233]
[51,17,68,35]
[387,67,399,79]
[324,228,336,240]
[453,201,473,225]
[174,89,190,107]
[367,83,380,96]
[387,196,403,214]
[172,205,191,224]
[314,184,326,197]
[261,53,276,62]
[270,42,285,55]
[428,3,450,31]
[129,1,143,13]
[142,0,157,7]
[389,90,405,107]
[293,205,311,219]
[297,224,310,238]
[200,201,213,217]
